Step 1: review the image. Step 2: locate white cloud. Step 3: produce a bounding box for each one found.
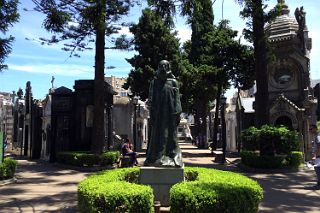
[11,53,71,62]
[106,66,132,77]
[7,62,133,78]
[8,63,94,77]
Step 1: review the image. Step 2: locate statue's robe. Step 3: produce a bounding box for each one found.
[144,76,183,167]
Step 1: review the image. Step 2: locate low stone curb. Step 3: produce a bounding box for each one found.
[237,162,302,174]
[53,162,118,172]
[0,177,17,186]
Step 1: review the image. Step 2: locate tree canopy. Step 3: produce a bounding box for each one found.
[33,0,136,153]
[237,0,281,127]
[33,0,135,56]
[0,0,19,71]
[143,0,255,148]
[124,8,182,101]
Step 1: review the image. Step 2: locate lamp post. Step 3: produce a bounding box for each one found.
[220,95,227,164]
[132,96,139,151]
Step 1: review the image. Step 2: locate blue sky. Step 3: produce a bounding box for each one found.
[0,0,319,99]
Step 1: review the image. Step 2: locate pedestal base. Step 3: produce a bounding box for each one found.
[140,166,184,206]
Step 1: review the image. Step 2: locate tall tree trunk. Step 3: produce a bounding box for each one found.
[91,0,106,154]
[212,85,222,150]
[194,110,200,147]
[196,98,208,149]
[236,87,243,153]
[200,111,208,149]
[252,0,268,127]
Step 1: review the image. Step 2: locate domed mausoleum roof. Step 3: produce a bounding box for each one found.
[265,0,299,43]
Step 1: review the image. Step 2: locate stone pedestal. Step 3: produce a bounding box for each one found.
[140,166,184,206]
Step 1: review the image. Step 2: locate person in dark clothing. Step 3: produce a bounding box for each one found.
[121,138,138,166]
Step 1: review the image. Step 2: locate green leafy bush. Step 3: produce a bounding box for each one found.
[57,151,119,167]
[241,127,260,151]
[78,167,153,213]
[57,152,100,167]
[0,157,17,179]
[280,131,300,154]
[170,167,263,213]
[259,125,280,156]
[78,167,263,213]
[100,151,120,166]
[240,151,285,169]
[240,125,302,169]
[240,150,259,167]
[241,125,300,156]
[286,151,304,169]
[240,150,304,169]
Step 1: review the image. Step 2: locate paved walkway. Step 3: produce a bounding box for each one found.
[177,142,320,213]
[0,159,90,212]
[0,142,319,212]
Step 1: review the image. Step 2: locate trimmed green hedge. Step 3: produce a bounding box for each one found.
[57,151,119,167]
[241,125,300,156]
[0,157,17,180]
[240,125,303,169]
[170,167,263,213]
[100,151,120,166]
[287,151,304,168]
[240,150,304,169]
[78,167,263,213]
[78,167,153,213]
[241,127,260,151]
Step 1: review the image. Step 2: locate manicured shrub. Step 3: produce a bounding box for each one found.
[240,150,304,169]
[240,125,303,169]
[280,131,300,154]
[0,157,17,179]
[100,151,120,166]
[76,153,101,167]
[286,151,304,169]
[78,167,153,213]
[259,126,300,156]
[57,152,100,167]
[240,150,259,166]
[170,167,263,213]
[259,125,280,156]
[57,151,120,167]
[241,125,300,156]
[241,127,260,151]
[185,169,198,181]
[78,167,263,213]
[240,150,285,169]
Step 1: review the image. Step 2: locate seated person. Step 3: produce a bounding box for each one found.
[121,138,138,166]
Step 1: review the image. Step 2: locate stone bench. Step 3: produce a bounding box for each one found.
[119,155,134,168]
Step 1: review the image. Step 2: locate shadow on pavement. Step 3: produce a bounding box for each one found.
[0,191,78,212]
[2,141,320,213]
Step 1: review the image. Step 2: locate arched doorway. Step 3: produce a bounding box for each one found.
[275,116,293,130]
